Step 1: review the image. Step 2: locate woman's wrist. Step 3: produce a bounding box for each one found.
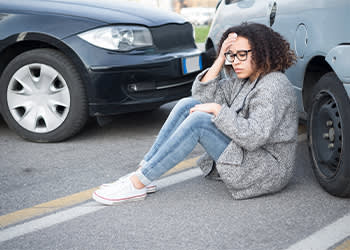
[213,103,222,116]
[213,56,225,70]
[201,57,225,83]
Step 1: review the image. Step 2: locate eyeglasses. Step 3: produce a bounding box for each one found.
[224,50,252,62]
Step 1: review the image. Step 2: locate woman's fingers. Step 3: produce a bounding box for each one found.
[189,103,221,116]
[219,37,236,58]
[190,104,201,113]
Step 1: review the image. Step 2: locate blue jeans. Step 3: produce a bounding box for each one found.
[136,97,231,185]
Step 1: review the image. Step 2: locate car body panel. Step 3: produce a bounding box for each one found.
[209,1,270,46]
[326,45,350,84]
[0,13,102,44]
[0,0,185,27]
[64,33,202,115]
[0,0,205,119]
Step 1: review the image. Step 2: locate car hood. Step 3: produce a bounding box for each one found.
[2,0,186,27]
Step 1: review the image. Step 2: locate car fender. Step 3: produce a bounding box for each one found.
[325,45,350,98]
[0,31,90,93]
[326,45,350,84]
[1,31,75,50]
[0,12,104,43]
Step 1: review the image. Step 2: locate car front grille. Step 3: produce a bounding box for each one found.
[126,73,196,99]
[150,23,196,50]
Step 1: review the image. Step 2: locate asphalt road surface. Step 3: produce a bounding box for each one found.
[1,101,350,250]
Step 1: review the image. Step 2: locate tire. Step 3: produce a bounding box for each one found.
[0,48,88,142]
[307,72,350,197]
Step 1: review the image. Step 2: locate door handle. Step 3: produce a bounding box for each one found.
[270,1,277,27]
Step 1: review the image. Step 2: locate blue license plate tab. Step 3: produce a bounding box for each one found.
[182,55,203,74]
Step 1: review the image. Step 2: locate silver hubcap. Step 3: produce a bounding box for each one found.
[7,63,70,133]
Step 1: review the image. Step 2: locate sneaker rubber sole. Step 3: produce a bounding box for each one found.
[145,184,157,193]
[100,183,157,194]
[92,191,147,205]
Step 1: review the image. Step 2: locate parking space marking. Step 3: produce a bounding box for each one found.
[0,203,102,243]
[0,157,199,229]
[0,188,96,228]
[163,156,199,176]
[284,213,350,250]
[0,168,203,243]
[334,239,350,250]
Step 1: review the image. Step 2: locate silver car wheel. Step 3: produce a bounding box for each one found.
[7,63,71,133]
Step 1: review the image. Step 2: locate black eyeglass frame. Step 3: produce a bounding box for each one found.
[224,49,252,62]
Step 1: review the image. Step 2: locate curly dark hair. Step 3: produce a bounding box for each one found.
[218,22,296,74]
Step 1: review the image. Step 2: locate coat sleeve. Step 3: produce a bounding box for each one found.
[191,68,225,103]
[212,74,291,151]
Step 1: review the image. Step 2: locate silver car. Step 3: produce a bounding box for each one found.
[205,0,350,197]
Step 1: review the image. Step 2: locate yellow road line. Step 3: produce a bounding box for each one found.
[0,157,199,229]
[163,156,199,176]
[334,239,350,250]
[0,188,96,228]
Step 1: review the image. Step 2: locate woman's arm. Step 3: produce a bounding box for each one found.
[201,34,236,82]
[192,34,236,103]
[200,56,225,83]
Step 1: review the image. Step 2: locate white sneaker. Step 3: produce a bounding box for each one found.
[93,177,146,205]
[100,173,157,193]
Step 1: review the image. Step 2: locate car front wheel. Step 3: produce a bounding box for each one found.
[0,48,88,142]
[307,72,350,197]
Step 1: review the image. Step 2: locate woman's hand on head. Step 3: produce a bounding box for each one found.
[190,103,222,116]
[200,33,237,83]
[218,33,237,61]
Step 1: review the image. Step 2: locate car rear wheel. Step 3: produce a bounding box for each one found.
[307,72,350,197]
[0,48,88,142]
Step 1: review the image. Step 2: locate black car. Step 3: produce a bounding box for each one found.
[0,0,204,142]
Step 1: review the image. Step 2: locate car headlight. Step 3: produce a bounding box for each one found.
[78,25,153,51]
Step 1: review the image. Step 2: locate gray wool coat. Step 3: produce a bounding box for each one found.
[192,68,298,199]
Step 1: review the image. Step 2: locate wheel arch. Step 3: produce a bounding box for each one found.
[205,37,215,52]
[204,37,216,68]
[302,56,333,113]
[0,33,91,102]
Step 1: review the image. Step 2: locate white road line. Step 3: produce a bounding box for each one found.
[0,167,203,243]
[156,167,202,189]
[0,205,101,243]
[284,213,350,250]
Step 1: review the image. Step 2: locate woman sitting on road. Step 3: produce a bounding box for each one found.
[93,22,298,204]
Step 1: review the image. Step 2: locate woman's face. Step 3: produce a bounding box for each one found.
[226,35,257,81]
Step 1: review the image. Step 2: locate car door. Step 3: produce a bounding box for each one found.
[267,0,306,113]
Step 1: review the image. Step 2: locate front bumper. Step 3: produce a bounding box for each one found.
[63,36,205,116]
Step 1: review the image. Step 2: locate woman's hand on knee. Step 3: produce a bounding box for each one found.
[190,103,222,116]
